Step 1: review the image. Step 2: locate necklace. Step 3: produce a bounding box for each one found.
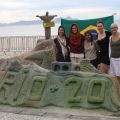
[58,36,65,44]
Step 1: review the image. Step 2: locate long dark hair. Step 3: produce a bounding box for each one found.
[58,25,66,37]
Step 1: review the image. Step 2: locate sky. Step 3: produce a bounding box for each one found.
[0,0,120,23]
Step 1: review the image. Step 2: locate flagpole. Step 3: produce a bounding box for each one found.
[112,13,117,22]
[112,13,117,16]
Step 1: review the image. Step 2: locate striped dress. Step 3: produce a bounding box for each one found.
[84,41,97,60]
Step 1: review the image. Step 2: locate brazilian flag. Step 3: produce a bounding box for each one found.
[61,16,114,40]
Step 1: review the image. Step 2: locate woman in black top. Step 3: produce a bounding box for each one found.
[96,20,111,73]
[52,26,70,62]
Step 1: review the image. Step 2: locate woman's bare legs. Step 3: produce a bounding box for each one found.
[71,57,81,63]
[99,63,109,74]
[71,57,76,63]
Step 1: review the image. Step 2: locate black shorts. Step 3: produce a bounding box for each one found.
[90,58,99,68]
[100,55,110,65]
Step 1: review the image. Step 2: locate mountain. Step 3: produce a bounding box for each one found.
[0,20,42,26]
[11,20,42,25]
[0,16,72,27]
[0,17,119,27]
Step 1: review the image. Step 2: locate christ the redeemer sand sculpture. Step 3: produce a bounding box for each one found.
[36,11,57,40]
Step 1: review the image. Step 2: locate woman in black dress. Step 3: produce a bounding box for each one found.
[96,20,111,73]
[52,26,70,62]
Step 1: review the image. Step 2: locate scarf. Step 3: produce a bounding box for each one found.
[69,32,83,53]
[57,36,68,58]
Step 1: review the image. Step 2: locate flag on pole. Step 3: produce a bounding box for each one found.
[61,16,114,40]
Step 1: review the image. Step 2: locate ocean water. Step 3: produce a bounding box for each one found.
[0,24,119,37]
[0,24,60,37]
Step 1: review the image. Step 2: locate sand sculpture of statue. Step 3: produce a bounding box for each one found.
[36,11,57,40]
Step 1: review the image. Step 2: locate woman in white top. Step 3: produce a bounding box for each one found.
[109,23,120,84]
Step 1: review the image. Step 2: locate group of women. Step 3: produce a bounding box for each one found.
[52,21,120,83]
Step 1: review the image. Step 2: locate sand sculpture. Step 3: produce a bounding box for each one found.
[0,39,120,112]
